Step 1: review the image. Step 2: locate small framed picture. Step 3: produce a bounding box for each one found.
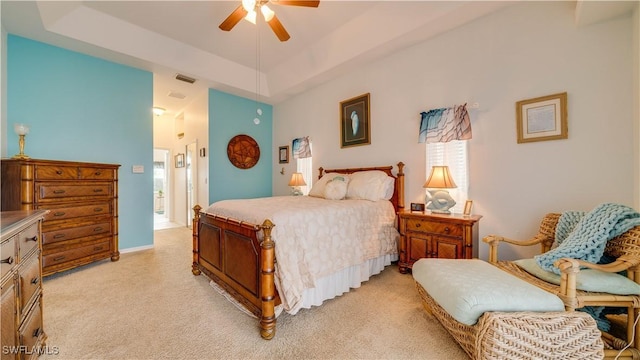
[463,200,473,215]
[278,146,289,164]
[175,153,185,168]
[410,202,425,212]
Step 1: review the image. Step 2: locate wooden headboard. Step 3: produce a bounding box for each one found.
[317,162,405,213]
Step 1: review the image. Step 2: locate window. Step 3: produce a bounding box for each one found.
[425,140,468,213]
[295,140,313,195]
[296,157,313,195]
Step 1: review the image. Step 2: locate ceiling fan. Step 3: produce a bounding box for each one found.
[219,0,320,42]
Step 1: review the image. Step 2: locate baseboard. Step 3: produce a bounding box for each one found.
[120,244,154,254]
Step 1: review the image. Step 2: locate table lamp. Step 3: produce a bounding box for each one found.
[288,172,306,196]
[12,123,30,159]
[423,165,457,213]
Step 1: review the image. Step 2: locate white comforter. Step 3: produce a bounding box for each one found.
[204,196,399,314]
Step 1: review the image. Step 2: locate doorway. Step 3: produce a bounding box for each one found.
[186,141,198,228]
[153,148,178,230]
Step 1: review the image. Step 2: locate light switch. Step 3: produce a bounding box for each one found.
[132,165,144,173]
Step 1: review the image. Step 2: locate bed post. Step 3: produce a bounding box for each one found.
[397,162,405,210]
[192,205,202,276]
[259,219,277,340]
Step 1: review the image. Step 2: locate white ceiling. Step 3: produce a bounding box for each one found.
[2,1,637,119]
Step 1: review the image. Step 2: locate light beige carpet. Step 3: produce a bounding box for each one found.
[40,227,466,360]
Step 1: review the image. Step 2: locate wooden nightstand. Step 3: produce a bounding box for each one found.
[398,210,482,273]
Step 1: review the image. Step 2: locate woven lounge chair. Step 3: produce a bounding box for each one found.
[484,213,640,360]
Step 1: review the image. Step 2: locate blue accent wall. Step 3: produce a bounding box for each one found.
[209,89,272,203]
[7,35,153,250]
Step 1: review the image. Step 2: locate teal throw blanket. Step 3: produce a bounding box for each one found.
[535,203,640,274]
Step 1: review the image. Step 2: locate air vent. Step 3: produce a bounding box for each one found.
[168,91,186,99]
[175,73,196,84]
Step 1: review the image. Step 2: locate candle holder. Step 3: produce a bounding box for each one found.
[12,123,30,160]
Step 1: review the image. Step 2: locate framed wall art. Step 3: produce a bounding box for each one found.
[175,153,185,168]
[516,92,567,143]
[340,93,371,148]
[279,145,289,164]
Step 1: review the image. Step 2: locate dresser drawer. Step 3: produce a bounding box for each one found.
[18,298,44,357]
[19,255,40,316]
[42,222,111,245]
[42,239,110,268]
[17,223,40,262]
[79,167,115,180]
[43,202,111,222]
[1,237,16,279]
[34,165,77,180]
[405,218,463,237]
[37,183,112,201]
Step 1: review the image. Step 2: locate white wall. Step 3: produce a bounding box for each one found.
[634,5,639,210]
[273,2,636,261]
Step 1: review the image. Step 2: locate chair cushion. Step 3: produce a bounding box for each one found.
[514,258,640,295]
[412,258,565,325]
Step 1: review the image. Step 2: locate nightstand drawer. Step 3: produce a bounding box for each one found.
[406,218,463,237]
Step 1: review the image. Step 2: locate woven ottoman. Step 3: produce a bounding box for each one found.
[413,258,604,360]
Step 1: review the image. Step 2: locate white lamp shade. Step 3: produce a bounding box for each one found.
[424,166,457,189]
[288,173,306,187]
[14,123,29,135]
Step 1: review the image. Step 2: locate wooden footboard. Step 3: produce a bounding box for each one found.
[191,205,279,339]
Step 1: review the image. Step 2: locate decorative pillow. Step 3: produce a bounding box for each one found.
[347,170,394,201]
[324,178,348,200]
[308,173,349,198]
[514,258,640,295]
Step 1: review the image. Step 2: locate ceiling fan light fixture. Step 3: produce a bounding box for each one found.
[241,0,256,12]
[245,9,257,24]
[261,5,275,21]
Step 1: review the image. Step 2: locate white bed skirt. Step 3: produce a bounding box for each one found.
[290,253,398,314]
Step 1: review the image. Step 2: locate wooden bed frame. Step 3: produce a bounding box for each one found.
[191,162,405,339]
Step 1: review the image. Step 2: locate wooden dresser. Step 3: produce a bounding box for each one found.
[1,210,47,360]
[1,159,120,276]
[398,210,482,273]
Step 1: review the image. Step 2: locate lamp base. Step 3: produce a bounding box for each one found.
[12,154,30,160]
[291,187,303,196]
[425,189,456,214]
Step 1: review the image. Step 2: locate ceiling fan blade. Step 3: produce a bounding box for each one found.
[271,0,319,8]
[219,5,248,31]
[267,14,291,42]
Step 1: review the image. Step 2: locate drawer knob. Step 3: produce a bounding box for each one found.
[31,277,40,285]
[53,255,66,262]
[95,171,102,176]
[28,235,38,242]
[94,227,104,232]
[93,207,104,212]
[94,246,104,251]
[53,234,66,239]
[444,227,450,233]
[93,189,104,193]
[1,256,14,265]
[56,170,63,175]
[54,211,66,217]
[53,189,66,194]
[415,223,421,228]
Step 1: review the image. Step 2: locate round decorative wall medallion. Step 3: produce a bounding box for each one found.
[227,134,260,169]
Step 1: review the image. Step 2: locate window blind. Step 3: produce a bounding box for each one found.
[425,140,468,213]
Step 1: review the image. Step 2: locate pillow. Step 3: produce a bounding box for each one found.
[347,170,395,201]
[514,258,640,295]
[308,173,349,198]
[324,178,348,200]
